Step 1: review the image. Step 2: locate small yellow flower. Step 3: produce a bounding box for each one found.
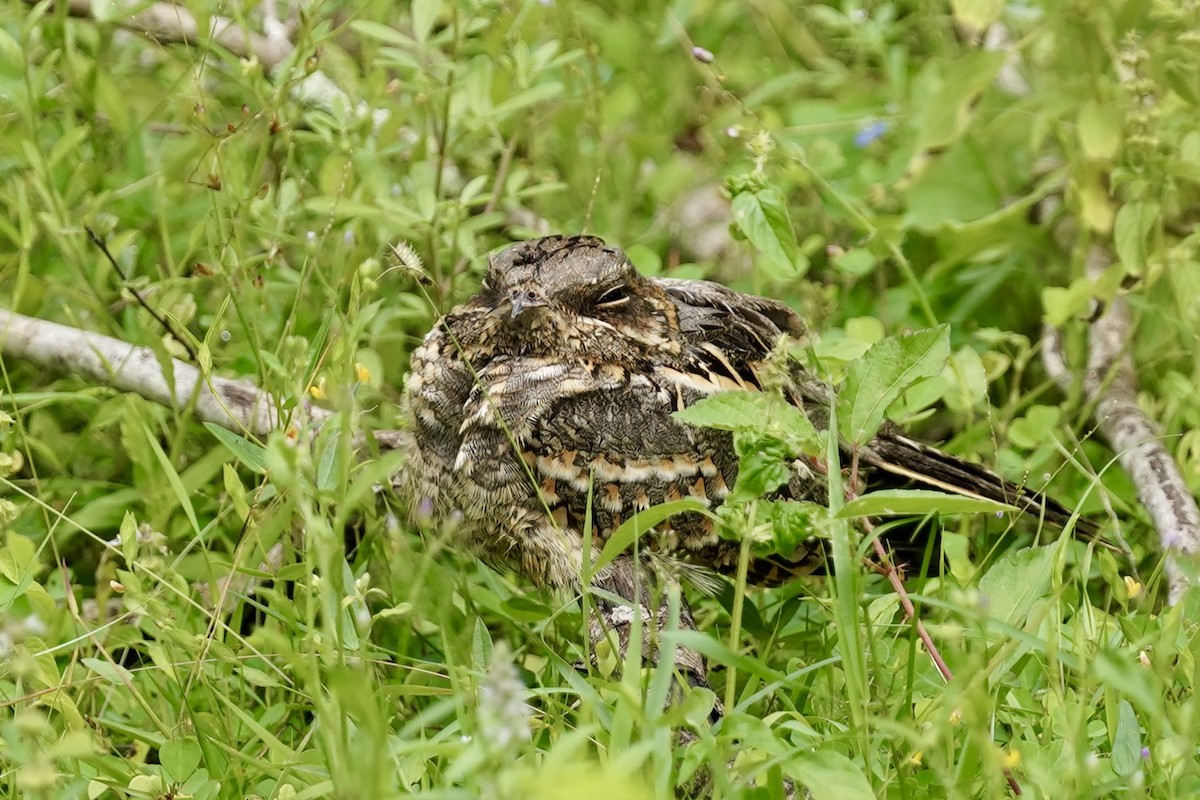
[908,751,923,767]
[1002,749,1021,769]
[1123,575,1143,599]
[285,426,300,441]
[355,362,371,383]
[948,708,963,725]
[308,378,327,400]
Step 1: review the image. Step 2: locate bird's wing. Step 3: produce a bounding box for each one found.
[654,278,802,376]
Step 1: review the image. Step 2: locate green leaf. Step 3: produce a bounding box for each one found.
[839,488,1015,519]
[1113,201,1159,274]
[758,499,826,558]
[674,391,820,455]
[487,82,564,118]
[159,738,202,783]
[1078,101,1122,161]
[1111,700,1144,777]
[731,186,802,277]
[730,436,791,502]
[787,749,876,800]
[141,421,200,536]
[912,50,1005,153]
[838,325,951,445]
[978,545,1055,626]
[950,0,1004,29]
[204,423,267,474]
[593,498,711,574]
[472,617,493,669]
[412,0,438,42]
[81,657,133,685]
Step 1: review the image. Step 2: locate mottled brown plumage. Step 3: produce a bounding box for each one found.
[398,234,1089,683]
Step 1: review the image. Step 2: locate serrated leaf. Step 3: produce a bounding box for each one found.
[978,545,1055,625]
[731,186,802,277]
[839,488,1015,519]
[838,325,951,445]
[758,499,826,558]
[730,436,791,502]
[674,391,820,454]
[205,423,267,474]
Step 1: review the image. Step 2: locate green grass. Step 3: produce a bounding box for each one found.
[1,1,1199,797]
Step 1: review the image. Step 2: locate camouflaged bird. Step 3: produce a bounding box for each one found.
[399,234,1090,679]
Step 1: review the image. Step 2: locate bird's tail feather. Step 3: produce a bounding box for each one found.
[862,432,1100,537]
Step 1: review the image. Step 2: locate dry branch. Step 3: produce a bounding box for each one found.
[32,0,387,126]
[1042,247,1200,603]
[0,308,330,436]
[51,0,295,68]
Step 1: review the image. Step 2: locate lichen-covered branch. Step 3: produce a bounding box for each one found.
[0,309,330,436]
[49,0,295,68]
[1042,247,1200,603]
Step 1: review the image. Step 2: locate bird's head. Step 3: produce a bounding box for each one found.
[454,235,680,361]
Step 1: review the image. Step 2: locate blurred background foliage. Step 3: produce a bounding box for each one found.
[1,0,1199,797]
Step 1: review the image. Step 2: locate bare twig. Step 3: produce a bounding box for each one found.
[34,0,388,127]
[49,0,295,68]
[85,226,198,362]
[0,308,330,436]
[1042,247,1200,603]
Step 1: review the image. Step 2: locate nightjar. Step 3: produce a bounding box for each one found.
[398,234,1089,682]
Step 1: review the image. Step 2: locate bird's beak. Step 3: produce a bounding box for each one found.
[509,289,547,319]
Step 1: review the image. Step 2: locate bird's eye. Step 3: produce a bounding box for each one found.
[594,284,631,309]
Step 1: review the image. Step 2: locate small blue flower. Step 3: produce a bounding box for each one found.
[854,121,889,148]
[1141,746,1151,760]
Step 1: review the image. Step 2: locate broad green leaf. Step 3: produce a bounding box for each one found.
[1078,168,1115,233]
[205,423,267,474]
[159,738,202,783]
[81,657,133,685]
[412,0,438,42]
[950,0,1004,29]
[912,51,1005,153]
[839,489,1015,519]
[787,749,876,800]
[978,545,1055,626]
[1008,405,1063,449]
[730,436,791,502]
[1113,201,1159,274]
[593,498,710,574]
[758,499,826,557]
[838,325,951,445]
[674,391,820,454]
[731,186,802,277]
[1111,700,1144,777]
[1078,101,1122,161]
